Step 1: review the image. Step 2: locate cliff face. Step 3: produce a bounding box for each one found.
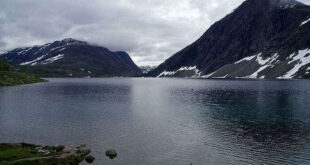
[148,0,310,79]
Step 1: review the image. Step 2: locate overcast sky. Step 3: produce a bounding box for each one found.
[0,0,309,66]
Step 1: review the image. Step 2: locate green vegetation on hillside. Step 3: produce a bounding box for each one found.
[0,71,45,86]
[0,60,12,71]
[0,60,45,86]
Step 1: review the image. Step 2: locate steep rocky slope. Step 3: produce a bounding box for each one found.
[148,0,310,79]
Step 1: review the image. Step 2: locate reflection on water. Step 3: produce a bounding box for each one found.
[0,78,310,165]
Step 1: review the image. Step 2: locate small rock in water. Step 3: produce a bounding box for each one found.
[105,149,117,159]
[85,155,95,163]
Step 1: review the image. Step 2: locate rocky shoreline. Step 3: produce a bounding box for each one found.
[0,143,93,165]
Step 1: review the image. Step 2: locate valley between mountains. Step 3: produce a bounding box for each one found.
[1,0,310,79]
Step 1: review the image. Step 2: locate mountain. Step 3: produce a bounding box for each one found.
[140,65,157,74]
[0,60,44,86]
[148,0,310,79]
[0,38,142,77]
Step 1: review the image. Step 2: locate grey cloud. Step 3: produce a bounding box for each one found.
[0,0,309,65]
[0,41,7,47]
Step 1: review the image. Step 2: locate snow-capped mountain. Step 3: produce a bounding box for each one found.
[148,0,310,79]
[0,38,142,77]
[140,65,157,74]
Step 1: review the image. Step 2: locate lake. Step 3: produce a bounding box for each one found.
[0,78,310,165]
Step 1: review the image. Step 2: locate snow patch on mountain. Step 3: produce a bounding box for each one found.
[300,18,310,27]
[79,68,92,74]
[234,55,256,64]
[202,48,310,79]
[256,53,270,65]
[20,53,48,65]
[212,74,229,79]
[58,47,66,52]
[214,53,279,79]
[201,71,216,78]
[157,71,176,77]
[248,65,269,78]
[17,47,35,56]
[38,43,52,52]
[157,66,201,77]
[203,52,283,79]
[247,53,279,78]
[50,46,66,52]
[279,49,310,78]
[42,54,64,64]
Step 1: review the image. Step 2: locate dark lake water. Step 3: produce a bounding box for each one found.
[1,78,310,165]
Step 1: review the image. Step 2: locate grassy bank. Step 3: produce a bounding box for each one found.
[0,143,91,165]
[0,144,39,164]
[0,71,45,86]
[0,60,45,86]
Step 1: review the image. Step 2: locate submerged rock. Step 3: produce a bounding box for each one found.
[105,149,117,159]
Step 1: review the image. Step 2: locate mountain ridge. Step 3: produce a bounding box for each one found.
[0,38,142,77]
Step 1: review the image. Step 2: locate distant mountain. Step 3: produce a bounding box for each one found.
[0,38,142,77]
[148,0,310,79]
[140,65,157,74]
